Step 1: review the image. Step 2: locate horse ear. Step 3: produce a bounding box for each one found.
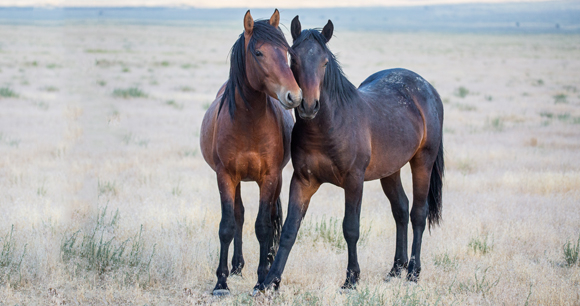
[244,10,254,35]
[291,15,301,42]
[321,19,333,43]
[269,9,280,28]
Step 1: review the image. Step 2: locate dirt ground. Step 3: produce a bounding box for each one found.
[0,22,579,305]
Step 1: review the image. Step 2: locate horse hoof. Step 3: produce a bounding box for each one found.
[212,289,230,296]
[250,288,264,297]
[406,273,419,283]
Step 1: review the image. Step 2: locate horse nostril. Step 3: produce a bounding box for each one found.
[314,99,320,112]
[287,92,293,103]
[299,100,306,112]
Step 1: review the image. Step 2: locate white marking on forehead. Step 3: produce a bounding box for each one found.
[308,47,315,55]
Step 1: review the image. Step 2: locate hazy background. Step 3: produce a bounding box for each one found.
[0,0,564,8]
[2,1,580,33]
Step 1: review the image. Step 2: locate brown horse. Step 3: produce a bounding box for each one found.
[257,16,444,291]
[200,10,302,296]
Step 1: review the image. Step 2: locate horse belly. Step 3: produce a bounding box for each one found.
[363,121,423,181]
[364,152,413,181]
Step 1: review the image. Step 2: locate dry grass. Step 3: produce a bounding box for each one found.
[0,24,579,305]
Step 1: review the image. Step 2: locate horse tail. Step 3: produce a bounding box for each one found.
[428,137,444,230]
[272,197,283,255]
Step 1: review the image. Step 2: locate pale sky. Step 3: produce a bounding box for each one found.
[0,0,552,8]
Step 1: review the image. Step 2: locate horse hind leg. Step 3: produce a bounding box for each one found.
[407,150,437,282]
[230,183,245,276]
[380,170,410,280]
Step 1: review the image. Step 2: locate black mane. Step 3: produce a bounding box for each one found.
[292,29,359,106]
[219,20,293,119]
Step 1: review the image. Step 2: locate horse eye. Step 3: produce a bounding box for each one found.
[255,50,263,57]
[323,61,328,67]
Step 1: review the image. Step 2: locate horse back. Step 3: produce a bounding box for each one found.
[360,68,443,140]
[358,68,443,180]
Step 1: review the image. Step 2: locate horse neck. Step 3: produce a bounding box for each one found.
[233,80,269,120]
[299,90,350,135]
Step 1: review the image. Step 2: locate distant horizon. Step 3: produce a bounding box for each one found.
[0,0,560,8]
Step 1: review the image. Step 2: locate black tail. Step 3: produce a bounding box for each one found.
[428,138,444,229]
[271,197,283,255]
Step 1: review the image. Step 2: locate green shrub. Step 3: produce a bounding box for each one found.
[112,87,147,98]
[468,234,493,255]
[0,87,18,98]
[454,86,469,98]
[553,93,567,104]
[0,225,27,287]
[563,234,579,266]
[61,208,155,286]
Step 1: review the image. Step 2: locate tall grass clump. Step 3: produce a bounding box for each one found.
[346,287,387,305]
[112,87,147,98]
[297,215,372,251]
[98,179,118,197]
[434,252,458,271]
[457,267,500,297]
[563,234,580,266]
[61,207,155,286]
[468,234,493,255]
[0,225,27,287]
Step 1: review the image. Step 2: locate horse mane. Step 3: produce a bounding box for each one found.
[219,20,293,119]
[292,29,359,106]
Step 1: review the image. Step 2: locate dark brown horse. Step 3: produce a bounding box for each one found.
[200,10,302,296]
[257,17,444,291]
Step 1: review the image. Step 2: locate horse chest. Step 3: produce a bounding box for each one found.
[227,152,269,181]
[295,148,356,186]
[218,133,284,180]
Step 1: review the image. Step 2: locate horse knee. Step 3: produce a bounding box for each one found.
[392,206,409,223]
[410,210,427,228]
[342,222,360,242]
[254,218,272,242]
[219,220,236,242]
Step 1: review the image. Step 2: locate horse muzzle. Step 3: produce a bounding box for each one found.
[278,88,302,110]
[297,98,320,120]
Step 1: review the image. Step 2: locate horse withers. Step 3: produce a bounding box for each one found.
[200,10,302,296]
[257,16,444,291]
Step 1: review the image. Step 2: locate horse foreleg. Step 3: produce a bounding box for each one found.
[380,171,410,279]
[255,175,281,285]
[213,172,238,295]
[256,173,320,291]
[230,183,245,276]
[341,175,365,290]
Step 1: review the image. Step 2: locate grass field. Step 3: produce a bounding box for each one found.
[0,22,579,305]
